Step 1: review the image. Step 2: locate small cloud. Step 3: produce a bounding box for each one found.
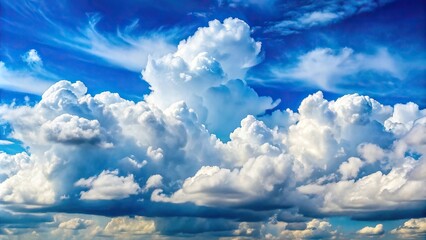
[280,219,336,239]
[357,223,384,235]
[298,11,341,27]
[0,140,14,145]
[22,49,43,66]
[124,156,147,169]
[187,12,208,18]
[143,174,163,192]
[103,216,156,236]
[75,170,140,200]
[58,218,93,230]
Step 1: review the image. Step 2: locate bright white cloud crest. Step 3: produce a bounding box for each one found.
[0,17,425,238]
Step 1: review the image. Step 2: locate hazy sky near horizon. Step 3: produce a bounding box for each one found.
[0,0,425,239]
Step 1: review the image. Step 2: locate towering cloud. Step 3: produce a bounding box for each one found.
[144,18,278,138]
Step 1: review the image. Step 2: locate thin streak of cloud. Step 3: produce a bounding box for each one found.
[272,47,403,93]
[266,0,395,35]
[0,61,54,95]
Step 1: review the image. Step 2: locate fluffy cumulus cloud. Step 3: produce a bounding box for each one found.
[75,170,140,200]
[391,218,426,238]
[357,223,384,236]
[144,17,278,138]
[46,214,157,239]
[279,219,336,240]
[103,216,156,236]
[22,49,42,66]
[0,17,425,239]
[58,218,94,230]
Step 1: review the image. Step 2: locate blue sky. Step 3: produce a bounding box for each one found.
[0,0,425,239]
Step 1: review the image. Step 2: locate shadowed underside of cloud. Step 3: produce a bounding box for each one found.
[0,17,425,239]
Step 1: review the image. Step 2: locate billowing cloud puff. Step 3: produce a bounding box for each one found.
[75,170,140,200]
[385,102,426,136]
[175,18,262,80]
[338,157,364,180]
[143,174,163,192]
[2,76,422,220]
[279,219,335,239]
[103,216,156,236]
[233,222,255,236]
[0,155,55,204]
[144,18,278,138]
[58,218,93,230]
[391,218,426,238]
[154,91,425,218]
[22,49,42,66]
[42,114,101,144]
[357,223,384,235]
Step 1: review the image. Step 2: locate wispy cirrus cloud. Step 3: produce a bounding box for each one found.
[50,14,178,72]
[266,0,395,35]
[0,49,57,95]
[273,47,403,93]
[1,1,179,73]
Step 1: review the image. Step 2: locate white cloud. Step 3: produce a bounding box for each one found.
[222,0,277,9]
[175,18,262,80]
[299,157,426,212]
[41,114,101,144]
[357,223,384,235]
[151,115,294,207]
[144,174,163,192]
[267,0,396,35]
[384,102,426,136]
[144,18,278,138]
[0,140,14,145]
[391,218,426,238]
[153,89,425,215]
[42,13,177,72]
[103,216,156,236]
[234,222,255,236]
[0,152,30,177]
[1,76,424,220]
[278,47,402,92]
[58,218,94,230]
[279,219,335,239]
[299,11,340,27]
[0,61,53,95]
[0,163,55,204]
[75,170,140,200]
[22,49,42,66]
[338,157,364,180]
